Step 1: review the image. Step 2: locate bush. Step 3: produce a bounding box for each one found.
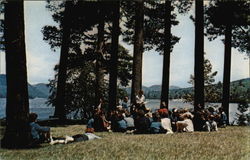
[234,101,250,126]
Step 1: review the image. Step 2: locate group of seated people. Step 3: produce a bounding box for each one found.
[28,90,228,146]
[86,91,228,134]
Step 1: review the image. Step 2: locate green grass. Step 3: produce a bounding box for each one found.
[0,125,249,160]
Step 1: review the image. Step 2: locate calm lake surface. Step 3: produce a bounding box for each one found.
[0,98,54,120]
[0,98,240,123]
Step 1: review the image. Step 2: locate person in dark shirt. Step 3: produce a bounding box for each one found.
[134,109,150,134]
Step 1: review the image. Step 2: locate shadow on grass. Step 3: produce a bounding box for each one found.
[37,119,86,127]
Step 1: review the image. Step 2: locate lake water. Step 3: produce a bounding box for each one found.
[0,98,55,120]
[0,98,240,123]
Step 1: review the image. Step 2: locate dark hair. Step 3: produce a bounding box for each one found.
[152,112,161,122]
[137,109,145,117]
[138,90,144,95]
[29,112,38,122]
[219,108,224,112]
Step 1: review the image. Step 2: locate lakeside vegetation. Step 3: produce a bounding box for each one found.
[0,125,249,160]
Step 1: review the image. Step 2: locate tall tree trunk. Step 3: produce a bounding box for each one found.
[1,0,30,148]
[222,24,232,124]
[108,1,120,111]
[194,0,204,111]
[95,8,105,107]
[131,0,144,104]
[53,1,72,120]
[160,0,171,109]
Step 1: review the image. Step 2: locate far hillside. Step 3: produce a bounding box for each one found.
[124,78,249,102]
[169,78,250,103]
[0,74,249,102]
[0,74,50,99]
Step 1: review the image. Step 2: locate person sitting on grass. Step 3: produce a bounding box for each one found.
[149,112,164,134]
[121,96,129,111]
[29,112,51,145]
[124,110,135,132]
[134,109,150,134]
[110,109,127,133]
[205,107,218,132]
[218,107,227,128]
[135,90,146,111]
[159,109,173,134]
[93,108,110,132]
[170,108,179,132]
[176,109,194,132]
[85,118,95,133]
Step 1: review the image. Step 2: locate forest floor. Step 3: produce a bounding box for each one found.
[0,125,249,160]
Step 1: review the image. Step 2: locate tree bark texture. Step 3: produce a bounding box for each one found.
[108,1,120,111]
[95,7,105,107]
[160,0,171,109]
[54,1,72,120]
[194,0,204,111]
[131,0,144,104]
[222,24,232,124]
[1,0,30,148]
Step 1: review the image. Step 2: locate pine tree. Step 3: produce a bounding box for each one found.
[131,0,144,104]
[194,0,204,111]
[204,0,249,123]
[1,0,30,148]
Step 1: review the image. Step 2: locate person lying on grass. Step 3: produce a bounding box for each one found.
[49,132,102,145]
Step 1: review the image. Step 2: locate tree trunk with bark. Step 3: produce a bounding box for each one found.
[222,24,232,124]
[194,0,204,111]
[131,0,144,104]
[53,1,72,120]
[108,1,120,111]
[95,7,105,107]
[1,0,30,148]
[160,0,171,109]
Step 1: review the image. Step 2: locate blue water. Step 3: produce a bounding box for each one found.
[0,98,240,122]
[0,98,54,120]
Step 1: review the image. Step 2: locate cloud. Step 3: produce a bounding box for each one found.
[26,51,59,84]
[231,49,249,81]
[24,1,60,84]
[142,52,163,87]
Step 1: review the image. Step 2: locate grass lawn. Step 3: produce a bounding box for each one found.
[0,125,249,160]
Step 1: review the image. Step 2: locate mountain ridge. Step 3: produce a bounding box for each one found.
[0,74,249,100]
[0,74,49,99]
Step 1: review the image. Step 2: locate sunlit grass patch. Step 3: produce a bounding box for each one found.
[0,125,249,160]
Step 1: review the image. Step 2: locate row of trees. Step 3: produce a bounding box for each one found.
[43,0,191,119]
[1,0,249,148]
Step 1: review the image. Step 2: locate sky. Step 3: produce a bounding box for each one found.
[0,1,249,88]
